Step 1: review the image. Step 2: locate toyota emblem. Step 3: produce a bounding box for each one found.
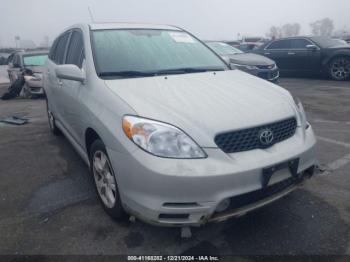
[259,129,274,146]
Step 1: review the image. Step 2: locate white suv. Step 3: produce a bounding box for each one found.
[44,23,317,227]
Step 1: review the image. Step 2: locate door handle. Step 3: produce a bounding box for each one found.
[288,52,296,55]
[58,80,63,87]
[264,52,271,55]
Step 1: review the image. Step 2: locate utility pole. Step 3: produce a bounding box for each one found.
[44,35,49,48]
[15,36,20,49]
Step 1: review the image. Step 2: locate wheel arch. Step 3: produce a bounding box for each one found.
[85,127,102,156]
[322,53,350,67]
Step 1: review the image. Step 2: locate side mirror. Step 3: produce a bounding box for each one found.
[221,56,231,65]
[13,63,21,68]
[306,44,318,51]
[229,63,238,70]
[55,64,85,82]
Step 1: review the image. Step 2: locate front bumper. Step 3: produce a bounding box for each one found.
[29,86,44,95]
[240,67,279,82]
[24,75,44,95]
[107,125,317,226]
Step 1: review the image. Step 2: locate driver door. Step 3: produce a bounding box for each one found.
[59,30,86,147]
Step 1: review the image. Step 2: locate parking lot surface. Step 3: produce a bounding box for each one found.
[0,73,350,255]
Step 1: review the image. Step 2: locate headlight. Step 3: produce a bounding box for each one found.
[122,116,207,159]
[31,73,42,81]
[230,63,258,71]
[293,96,309,129]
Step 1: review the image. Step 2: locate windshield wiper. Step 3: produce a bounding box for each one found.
[98,71,156,78]
[99,67,226,78]
[154,67,226,75]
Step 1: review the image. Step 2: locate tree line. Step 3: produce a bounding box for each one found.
[267,18,336,39]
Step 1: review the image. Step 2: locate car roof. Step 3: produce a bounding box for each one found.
[88,22,181,31]
[18,50,49,56]
[270,36,315,41]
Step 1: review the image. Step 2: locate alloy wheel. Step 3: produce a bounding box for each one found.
[330,57,350,80]
[92,150,117,208]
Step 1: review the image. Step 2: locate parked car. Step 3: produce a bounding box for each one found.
[44,23,317,228]
[253,36,350,81]
[0,53,10,65]
[206,41,279,82]
[223,40,241,48]
[238,42,266,52]
[7,51,48,95]
[242,36,270,43]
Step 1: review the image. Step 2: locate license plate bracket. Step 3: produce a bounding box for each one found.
[262,158,299,188]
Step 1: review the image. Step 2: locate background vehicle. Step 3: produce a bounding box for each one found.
[0,53,10,65]
[223,40,241,48]
[7,51,48,95]
[206,41,279,81]
[236,37,269,51]
[237,42,263,51]
[253,36,350,81]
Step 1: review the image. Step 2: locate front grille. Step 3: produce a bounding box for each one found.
[256,64,275,70]
[214,175,300,216]
[214,117,297,153]
[258,70,278,80]
[257,72,269,79]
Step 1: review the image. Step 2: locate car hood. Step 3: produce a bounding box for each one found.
[25,65,44,73]
[222,53,275,66]
[327,45,350,50]
[105,70,297,147]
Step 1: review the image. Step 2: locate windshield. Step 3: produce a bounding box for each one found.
[311,37,349,48]
[23,54,48,66]
[207,42,243,55]
[92,29,227,78]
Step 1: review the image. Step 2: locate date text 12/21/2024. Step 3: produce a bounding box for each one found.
[127,255,220,261]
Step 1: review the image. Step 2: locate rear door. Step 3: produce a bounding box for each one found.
[292,38,322,72]
[263,40,291,70]
[287,38,322,72]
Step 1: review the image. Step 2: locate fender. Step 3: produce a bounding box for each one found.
[322,49,350,67]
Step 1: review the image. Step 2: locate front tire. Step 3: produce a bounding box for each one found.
[328,57,350,81]
[89,139,126,220]
[46,98,61,136]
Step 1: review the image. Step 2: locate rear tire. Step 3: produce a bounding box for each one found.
[328,56,350,81]
[89,139,126,220]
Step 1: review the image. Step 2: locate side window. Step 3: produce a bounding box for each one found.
[66,31,85,68]
[54,33,70,64]
[7,54,14,64]
[267,40,291,50]
[290,39,312,49]
[49,39,59,60]
[13,55,21,67]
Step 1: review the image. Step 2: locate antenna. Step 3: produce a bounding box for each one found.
[88,6,96,23]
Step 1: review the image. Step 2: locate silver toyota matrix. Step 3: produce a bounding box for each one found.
[44,23,317,227]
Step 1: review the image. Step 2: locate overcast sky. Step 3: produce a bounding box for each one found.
[0,0,349,47]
